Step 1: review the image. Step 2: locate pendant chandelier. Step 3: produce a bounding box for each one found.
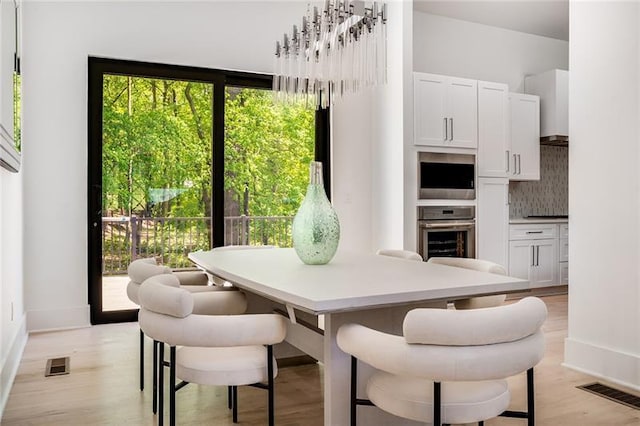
[273,1,387,108]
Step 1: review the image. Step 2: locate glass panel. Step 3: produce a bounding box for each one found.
[224,87,315,247]
[420,162,475,190]
[427,230,467,258]
[101,75,213,311]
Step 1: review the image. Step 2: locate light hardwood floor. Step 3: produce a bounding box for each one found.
[2,295,639,425]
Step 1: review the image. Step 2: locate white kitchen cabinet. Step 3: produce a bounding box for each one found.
[477,178,509,269]
[560,263,569,285]
[559,237,569,262]
[509,93,540,181]
[509,239,557,288]
[509,223,558,288]
[478,81,510,177]
[414,73,477,148]
[558,224,569,284]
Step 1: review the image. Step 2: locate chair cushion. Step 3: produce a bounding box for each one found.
[191,290,248,316]
[128,258,171,284]
[139,278,193,318]
[176,346,278,386]
[403,297,547,346]
[126,280,141,305]
[427,257,506,275]
[174,271,209,286]
[367,371,510,424]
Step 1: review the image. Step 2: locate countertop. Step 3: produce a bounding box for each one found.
[510,218,569,224]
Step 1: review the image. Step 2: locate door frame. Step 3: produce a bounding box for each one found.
[87,57,329,324]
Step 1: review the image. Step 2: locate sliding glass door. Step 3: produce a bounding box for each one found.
[88,58,328,324]
[224,86,315,247]
[100,75,214,312]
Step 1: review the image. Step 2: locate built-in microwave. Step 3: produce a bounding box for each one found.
[418,152,475,200]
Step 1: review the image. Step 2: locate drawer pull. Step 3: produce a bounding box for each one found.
[526,231,544,234]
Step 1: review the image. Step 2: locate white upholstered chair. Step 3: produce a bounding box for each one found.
[375,248,423,262]
[427,257,508,309]
[138,276,287,426]
[337,297,547,426]
[127,257,247,413]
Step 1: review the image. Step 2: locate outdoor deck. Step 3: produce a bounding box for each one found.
[103,275,137,312]
[101,215,294,311]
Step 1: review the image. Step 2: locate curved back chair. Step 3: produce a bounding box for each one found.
[427,257,508,309]
[127,257,212,306]
[138,276,287,426]
[127,257,247,413]
[337,297,547,426]
[376,248,423,262]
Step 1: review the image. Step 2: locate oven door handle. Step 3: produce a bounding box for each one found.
[420,221,476,229]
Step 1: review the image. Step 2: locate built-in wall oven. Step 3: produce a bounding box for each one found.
[418,206,476,261]
[418,152,475,200]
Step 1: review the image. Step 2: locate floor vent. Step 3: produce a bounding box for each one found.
[577,382,640,410]
[45,357,70,377]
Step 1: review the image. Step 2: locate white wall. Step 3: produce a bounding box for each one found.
[0,169,25,418]
[0,1,26,418]
[331,92,373,252]
[21,1,380,330]
[332,1,414,255]
[565,1,640,391]
[413,12,568,92]
[371,0,412,251]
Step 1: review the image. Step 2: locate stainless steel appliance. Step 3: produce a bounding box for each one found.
[418,152,475,199]
[418,206,476,261]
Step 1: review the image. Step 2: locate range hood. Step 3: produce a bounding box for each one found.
[524,69,568,146]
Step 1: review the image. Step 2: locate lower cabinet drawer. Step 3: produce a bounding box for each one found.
[510,224,558,240]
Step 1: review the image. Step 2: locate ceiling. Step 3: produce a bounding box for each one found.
[413,1,569,41]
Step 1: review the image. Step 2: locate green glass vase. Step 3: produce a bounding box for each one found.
[292,161,340,265]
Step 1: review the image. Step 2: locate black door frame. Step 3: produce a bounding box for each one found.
[87,57,330,324]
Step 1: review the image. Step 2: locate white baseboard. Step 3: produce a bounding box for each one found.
[564,337,640,392]
[27,305,91,332]
[0,313,28,419]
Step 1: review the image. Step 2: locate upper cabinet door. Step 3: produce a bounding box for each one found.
[414,73,448,146]
[509,93,540,181]
[446,77,477,148]
[478,81,509,177]
[413,73,477,148]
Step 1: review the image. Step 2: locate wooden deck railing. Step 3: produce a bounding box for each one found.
[102,215,293,274]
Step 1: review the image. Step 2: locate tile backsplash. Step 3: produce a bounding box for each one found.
[509,146,568,218]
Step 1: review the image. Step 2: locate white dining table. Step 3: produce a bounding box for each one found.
[188,248,530,426]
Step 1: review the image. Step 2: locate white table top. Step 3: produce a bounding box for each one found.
[189,248,529,314]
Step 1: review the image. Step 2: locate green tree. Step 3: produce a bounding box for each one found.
[101,75,316,269]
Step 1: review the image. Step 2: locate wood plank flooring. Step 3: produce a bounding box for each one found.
[2,295,639,425]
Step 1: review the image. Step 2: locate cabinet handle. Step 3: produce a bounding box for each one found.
[513,154,517,175]
[531,246,535,267]
[443,117,448,141]
[518,154,522,175]
[506,150,510,172]
[526,231,543,234]
[536,245,540,266]
[449,118,454,141]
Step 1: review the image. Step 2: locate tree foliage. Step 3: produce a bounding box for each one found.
[102,75,315,220]
[225,87,315,217]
